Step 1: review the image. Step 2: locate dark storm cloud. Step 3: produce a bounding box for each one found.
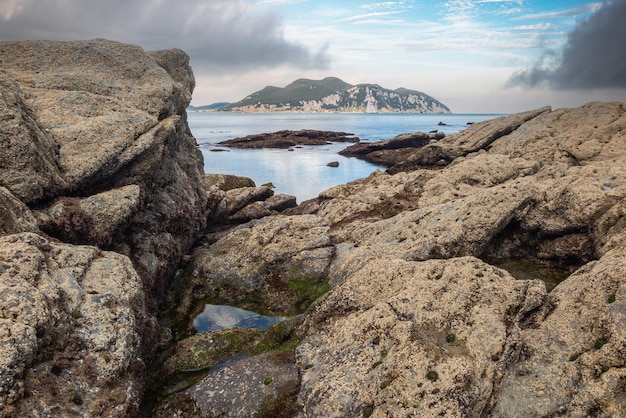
[508,0,626,89]
[0,0,329,72]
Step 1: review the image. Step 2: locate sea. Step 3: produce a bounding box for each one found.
[189,112,505,203]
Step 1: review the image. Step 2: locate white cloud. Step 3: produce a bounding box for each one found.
[0,0,330,73]
[336,11,403,22]
[513,3,602,20]
[513,23,558,31]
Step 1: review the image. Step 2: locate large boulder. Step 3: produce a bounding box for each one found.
[0,39,208,301]
[0,39,210,415]
[179,215,333,320]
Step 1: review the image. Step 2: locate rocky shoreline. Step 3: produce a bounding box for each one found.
[1,39,625,417]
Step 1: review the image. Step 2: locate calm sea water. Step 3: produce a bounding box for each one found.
[188,112,503,202]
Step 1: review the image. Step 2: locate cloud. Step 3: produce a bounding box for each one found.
[512,23,558,31]
[507,0,626,89]
[0,0,330,74]
[512,3,602,20]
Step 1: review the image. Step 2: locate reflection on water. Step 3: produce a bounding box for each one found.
[189,112,503,202]
[193,304,285,333]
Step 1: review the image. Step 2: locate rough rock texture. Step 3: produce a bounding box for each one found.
[0,187,39,235]
[187,351,300,417]
[0,39,208,299]
[153,102,626,416]
[179,214,334,320]
[204,175,297,224]
[204,173,255,192]
[285,101,626,417]
[0,233,146,417]
[0,39,209,416]
[217,129,359,149]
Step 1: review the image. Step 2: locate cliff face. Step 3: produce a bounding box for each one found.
[0,39,208,416]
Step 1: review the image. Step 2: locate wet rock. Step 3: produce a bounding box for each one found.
[339,132,434,167]
[218,129,359,148]
[179,215,333,319]
[327,161,340,167]
[187,351,300,417]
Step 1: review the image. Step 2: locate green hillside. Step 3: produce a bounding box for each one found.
[224,77,450,113]
[226,77,354,108]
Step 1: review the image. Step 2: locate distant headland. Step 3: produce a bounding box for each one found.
[189,76,451,114]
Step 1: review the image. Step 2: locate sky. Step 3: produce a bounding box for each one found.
[1,0,625,113]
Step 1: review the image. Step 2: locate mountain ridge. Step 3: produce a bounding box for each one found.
[223,77,450,113]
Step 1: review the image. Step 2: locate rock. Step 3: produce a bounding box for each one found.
[280,102,626,416]
[228,201,273,222]
[204,173,255,191]
[491,246,626,417]
[218,129,359,149]
[178,215,333,322]
[263,194,298,212]
[0,233,146,417]
[0,187,39,235]
[339,132,434,166]
[388,106,552,173]
[187,351,300,417]
[0,73,66,204]
[327,161,339,167]
[36,184,141,247]
[297,256,551,417]
[0,39,210,414]
[211,186,274,223]
[0,38,209,310]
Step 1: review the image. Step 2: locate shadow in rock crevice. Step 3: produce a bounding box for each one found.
[479,220,597,291]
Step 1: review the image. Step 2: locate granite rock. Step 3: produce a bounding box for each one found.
[0,233,146,417]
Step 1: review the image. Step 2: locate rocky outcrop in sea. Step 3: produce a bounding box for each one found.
[1,39,625,417]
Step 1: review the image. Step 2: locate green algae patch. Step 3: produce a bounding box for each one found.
[288,275,331,314]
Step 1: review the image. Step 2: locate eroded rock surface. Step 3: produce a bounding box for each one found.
[159,101,626,417]
[0,39,209,416]
[2,37,626,418]
[0,233,146,417]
